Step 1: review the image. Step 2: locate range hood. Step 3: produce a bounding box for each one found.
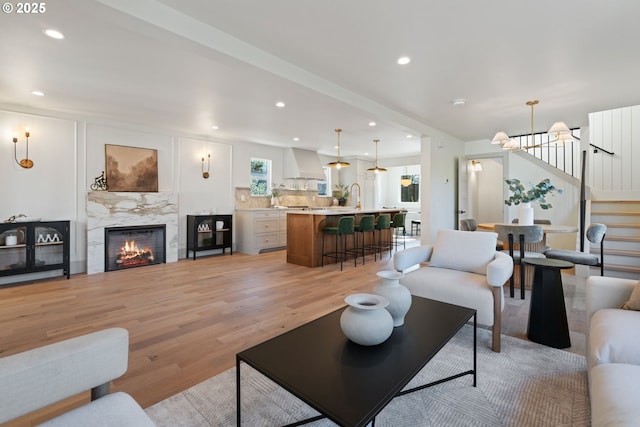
[283,148,325,180]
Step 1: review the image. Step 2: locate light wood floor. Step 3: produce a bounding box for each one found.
[0,248,586,425]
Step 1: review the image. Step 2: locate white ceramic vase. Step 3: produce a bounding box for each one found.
[340,293,393,346]
[518,202,534,225]
[374,270,412,327]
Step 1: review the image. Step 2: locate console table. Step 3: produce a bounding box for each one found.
[0,221,70,282]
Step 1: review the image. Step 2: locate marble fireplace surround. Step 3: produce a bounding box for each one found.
[87,192,178,274]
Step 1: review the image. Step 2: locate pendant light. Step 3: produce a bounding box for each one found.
[326,128,350,169]
[367,139,387,173]
[400,166,412,187]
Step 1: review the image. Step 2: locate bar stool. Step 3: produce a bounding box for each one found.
[411,219,421,236]
[374,214,392,259]
[391,212,407,252]
[353,215,376,264]
[322,216,356,271]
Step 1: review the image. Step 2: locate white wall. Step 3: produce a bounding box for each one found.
[0,107,291,278]
[589,105,640,197]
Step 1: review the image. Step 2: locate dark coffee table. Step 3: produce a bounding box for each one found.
[236,296,476,426]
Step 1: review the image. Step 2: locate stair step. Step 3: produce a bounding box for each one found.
[592,201,640,212]
[604,263,640,274]
[592,248,640,257]
[606,223,640,228]
[605,235,640,243]
[592,211,640,216]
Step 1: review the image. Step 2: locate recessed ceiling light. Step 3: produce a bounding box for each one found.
[364,152,369,156]
[369,121,376,127]
[293,137,299,141]
[31,90,44,96]
[44,29,64,39]
[452,98,466,107]
[397,56,411,65]
[275,101,285,108]
[211,125,219,130]
[334,145,339,149]
[407,134,413,138]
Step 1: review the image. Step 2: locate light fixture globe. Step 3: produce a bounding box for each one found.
[367,139,387,173]
[327,128,350,169]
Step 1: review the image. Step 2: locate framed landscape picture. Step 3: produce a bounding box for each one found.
[105,144,158,192]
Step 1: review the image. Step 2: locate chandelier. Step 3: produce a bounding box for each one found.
[491,100,573,150]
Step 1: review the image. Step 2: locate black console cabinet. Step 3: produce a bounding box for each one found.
[186,215,232,260]
[0,221,70,280]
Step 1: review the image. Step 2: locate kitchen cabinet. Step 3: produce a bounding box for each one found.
[186,214,233,259]
[0,221,70,280]
[236,209,287,254]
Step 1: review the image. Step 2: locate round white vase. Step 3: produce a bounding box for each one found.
[340,293,393,346]
[374,270,412,327]
[518,202,534,225]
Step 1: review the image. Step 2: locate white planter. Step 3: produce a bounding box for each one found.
[374,270,412,327]
[340,293,393,346]
[518,202,534,225]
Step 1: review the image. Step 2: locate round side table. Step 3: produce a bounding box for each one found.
[522,257,574,349]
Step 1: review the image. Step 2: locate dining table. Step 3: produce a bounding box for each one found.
[477,222,579,293]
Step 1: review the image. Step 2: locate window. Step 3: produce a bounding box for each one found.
[250,158,272,196]
[317,166,332,196]
[400,174,419,202]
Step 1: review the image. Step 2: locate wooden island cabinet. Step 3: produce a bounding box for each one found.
[286,208,402,268]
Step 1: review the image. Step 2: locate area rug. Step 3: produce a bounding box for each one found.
[145,326,590,426]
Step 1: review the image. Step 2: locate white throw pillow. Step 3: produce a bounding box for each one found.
[428,229,498,275]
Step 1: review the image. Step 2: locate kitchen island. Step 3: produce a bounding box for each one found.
[286,208,402,267]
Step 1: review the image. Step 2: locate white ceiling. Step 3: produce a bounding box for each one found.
[2,0,640,160]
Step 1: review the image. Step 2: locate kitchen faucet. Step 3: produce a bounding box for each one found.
[350,183,361,210]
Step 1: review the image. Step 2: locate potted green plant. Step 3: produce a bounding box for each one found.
[270,187,281,206]
[333,184,350,206]
[504,178,562,209]
[504,178,562,225]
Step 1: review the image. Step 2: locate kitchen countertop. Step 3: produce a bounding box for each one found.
[286,208,404,268]
[286,208,402,215]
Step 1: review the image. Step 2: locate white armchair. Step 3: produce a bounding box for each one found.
[0,328,155,426]
[394,229,513,352]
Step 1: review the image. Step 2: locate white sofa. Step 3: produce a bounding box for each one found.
[393,229,513,352]
[0,328,155,426]
[586,276,640,427]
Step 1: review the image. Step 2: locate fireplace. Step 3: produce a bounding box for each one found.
[104,225,166,271]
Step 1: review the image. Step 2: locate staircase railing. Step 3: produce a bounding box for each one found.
[508,128,581,179]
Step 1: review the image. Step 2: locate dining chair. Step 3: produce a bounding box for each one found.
[494,224,545,299]
[460,219,478,231]
[544,223,607,276]
[461,218,503,250]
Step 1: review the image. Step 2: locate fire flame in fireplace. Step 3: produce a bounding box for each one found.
[116,240,155,267]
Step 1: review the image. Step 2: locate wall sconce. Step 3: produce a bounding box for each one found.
[472,160,483,172]
[13,127,33,168]
[201,153,210,179]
